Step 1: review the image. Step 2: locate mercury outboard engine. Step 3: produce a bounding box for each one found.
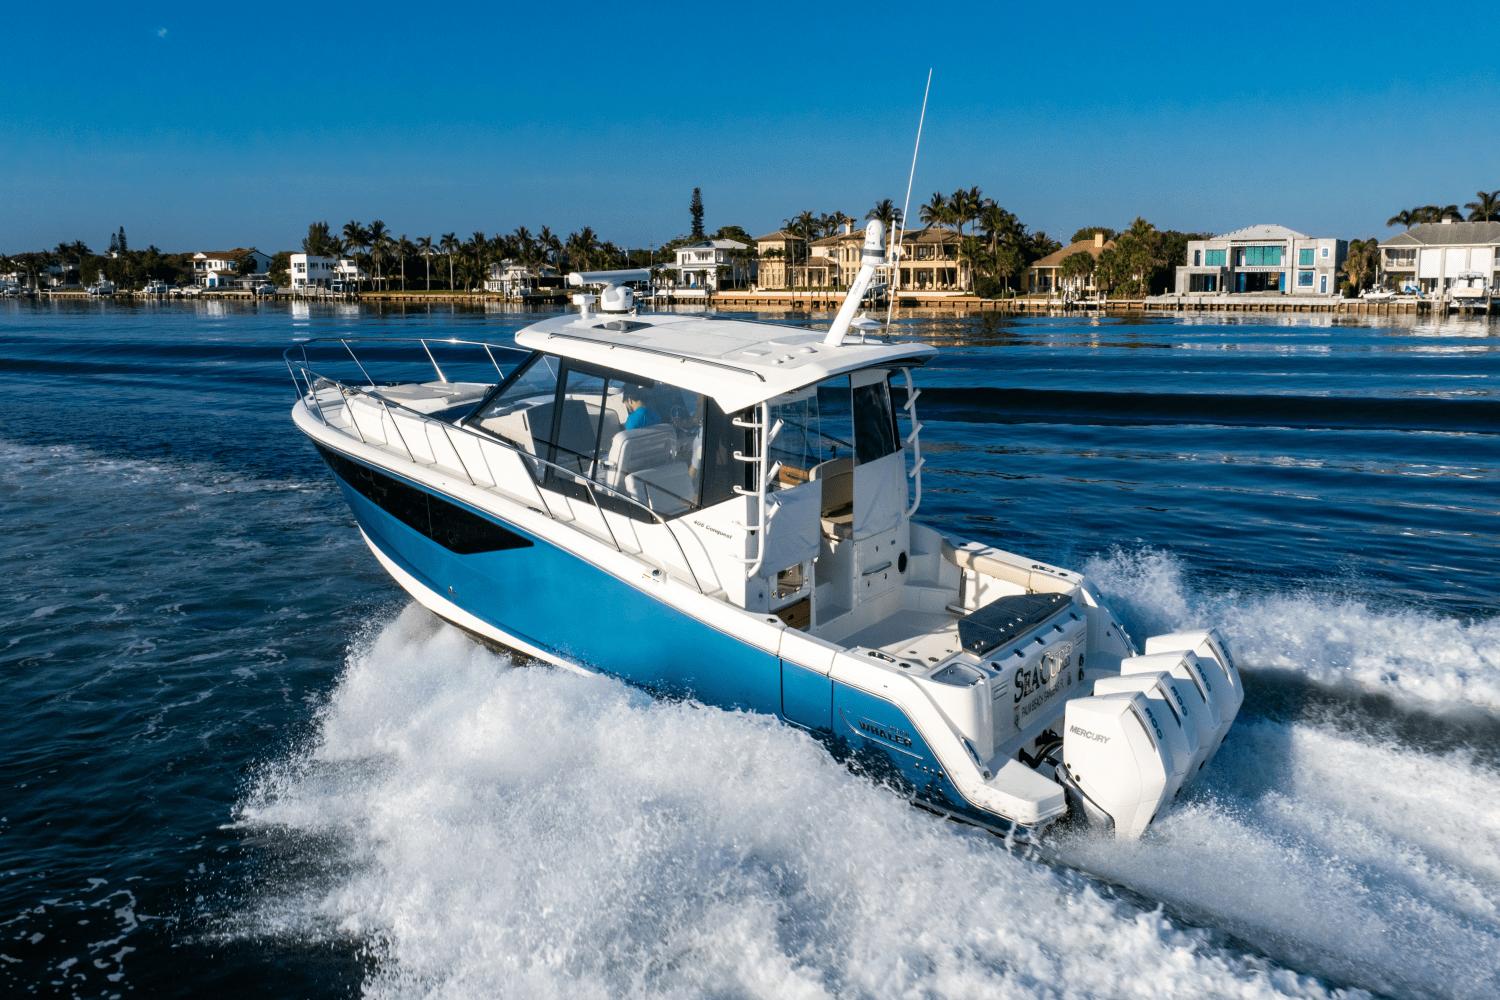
[1058,628,1244,839]
[1058,692,1174,839]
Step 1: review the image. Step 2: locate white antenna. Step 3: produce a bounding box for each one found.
[887,68,932,327]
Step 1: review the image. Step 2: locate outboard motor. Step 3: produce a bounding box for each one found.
[1060,692,1174,839]
[1143,629,1243,759]
[1119,651,1217,773]
[1092,671,1196,801]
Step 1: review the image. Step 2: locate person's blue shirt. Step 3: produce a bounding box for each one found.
[624,405,661,430]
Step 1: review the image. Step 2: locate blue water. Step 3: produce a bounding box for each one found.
[2,299,1497,999]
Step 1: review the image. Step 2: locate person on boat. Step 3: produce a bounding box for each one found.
[622,385,662,430]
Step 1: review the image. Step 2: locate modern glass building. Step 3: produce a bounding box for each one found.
[1174,224,1346,296]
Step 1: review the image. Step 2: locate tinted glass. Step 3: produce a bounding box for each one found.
[853,380,899,464]
[316,444,532,554]
[549,367,607,476]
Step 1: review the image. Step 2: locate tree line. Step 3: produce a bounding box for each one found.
[0,229,199,289]
[283,217,752,292]
[1386,190,1500,228]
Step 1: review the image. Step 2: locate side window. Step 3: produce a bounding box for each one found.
[467,353,561,454]
[766,376,854,490]
[853,379,899,464]
[549,367,608,477]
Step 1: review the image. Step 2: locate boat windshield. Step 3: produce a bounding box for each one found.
[467,353,748,518]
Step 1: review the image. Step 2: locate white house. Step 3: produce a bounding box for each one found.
[666,238,752,291]
[192,248,272,287]
[1174,225,1346,296]
[483,260,560,297]
[1378,220,1500,295]
[288,253,366,291]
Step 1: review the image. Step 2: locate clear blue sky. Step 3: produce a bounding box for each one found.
[3,1,1496,254]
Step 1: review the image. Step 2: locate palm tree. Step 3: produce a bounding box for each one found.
[538,226,563,272]
[466,231,487,290]
[918,191,949,229]
[416,236,434,291]
[512,226,536,268]
[1386,209,1418,229]
[784,210,820,287]
[866,198,901,232]
[1465,190,1500,222]
[341,221,368,287]
[439,232,458,289]
[366,220,390,288]
[396,235,415,290]
[1415,204,1462,224]
[950,186,983,237]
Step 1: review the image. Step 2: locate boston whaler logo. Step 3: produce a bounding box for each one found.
[855,716,913,748]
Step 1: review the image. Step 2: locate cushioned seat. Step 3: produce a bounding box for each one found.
[602,425,678,492]
[626,463,695,514]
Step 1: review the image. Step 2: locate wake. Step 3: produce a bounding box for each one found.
[1083,547,1500,718]
[237,547,1500,999]
[241,607,1339,1000]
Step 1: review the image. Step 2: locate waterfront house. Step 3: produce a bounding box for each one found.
[192,248,272,288]
[1174,225,1345,296]
[1378,220,1500,295]
[483,260,561,297]
[752,229,806,290]
[1026,232,1115,296]
[894,225,970,293]
[288,253,365,291]
[665,238,753,291]
[753,224,969,293]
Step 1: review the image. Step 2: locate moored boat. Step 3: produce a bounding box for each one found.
[287,222,1242,840]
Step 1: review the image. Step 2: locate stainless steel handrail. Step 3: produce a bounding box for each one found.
[285,335,532,387]
[286,347,708,596]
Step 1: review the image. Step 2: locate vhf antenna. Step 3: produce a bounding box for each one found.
[887,68,932,328]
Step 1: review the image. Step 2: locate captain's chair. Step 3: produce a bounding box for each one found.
[602,426,695,514]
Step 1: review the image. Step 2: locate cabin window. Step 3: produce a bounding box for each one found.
[853,380,900,464]
[468,353,745,519]
[766,372,902,489]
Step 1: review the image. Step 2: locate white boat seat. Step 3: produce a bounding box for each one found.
[603,425,678,492]
[625,463,695,515]
[811,457,854,537]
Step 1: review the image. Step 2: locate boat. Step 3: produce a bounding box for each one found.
[1360,287,1396,301]
[1449,272,1491,311]
[86,271,116,297]
[286,221,1243,840]
[142,279,173,296]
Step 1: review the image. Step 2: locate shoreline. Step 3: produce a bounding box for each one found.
[20,287,1451,318]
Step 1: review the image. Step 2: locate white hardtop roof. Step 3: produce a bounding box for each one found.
[514,311,937,413]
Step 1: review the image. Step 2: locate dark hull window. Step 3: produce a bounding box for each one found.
[315,444,532,554]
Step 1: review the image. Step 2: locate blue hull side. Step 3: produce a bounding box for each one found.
[321,449,1004,832]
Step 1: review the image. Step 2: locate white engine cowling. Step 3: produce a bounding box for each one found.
[1119,652,1217,774]
[1092,671,1196,800]
[1143,629,1243,758]
[1061,692,1173,839]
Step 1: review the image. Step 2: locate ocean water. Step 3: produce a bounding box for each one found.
[2,299,1497,999]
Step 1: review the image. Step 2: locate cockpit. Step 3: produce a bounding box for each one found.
[464,352,749,518]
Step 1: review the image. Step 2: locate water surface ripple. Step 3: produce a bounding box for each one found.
[2,301,1496,998]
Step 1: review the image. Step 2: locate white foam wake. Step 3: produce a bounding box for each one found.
[241,607,1334,1000]
[1058,717,1500,1000]
[1083,547,1500,716]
